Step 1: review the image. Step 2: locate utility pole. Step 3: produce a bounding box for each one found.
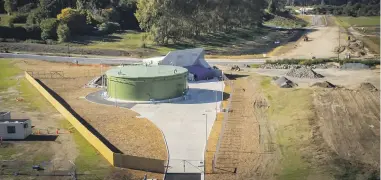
[338,22,340,61]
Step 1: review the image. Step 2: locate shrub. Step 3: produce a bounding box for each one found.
[57,24,70,43]
[4,0,17,15]
[98,22,121,34]
[25,25,42,40]
[27,8,49,25]
[25,39,46,44]
[9,14,27,24]
[40,18,58,40]
[0,26,27,40]
[265,58,380,67]
[18,3,37,14]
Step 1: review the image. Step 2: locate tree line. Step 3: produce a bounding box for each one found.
[0,0,268,45]
[135,0,267,44]
[312,3,380,16]
[0,0,378,45]
[0,0,139,42]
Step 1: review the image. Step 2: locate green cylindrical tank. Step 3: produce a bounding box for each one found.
[106,65,188,101]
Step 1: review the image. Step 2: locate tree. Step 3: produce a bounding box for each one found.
[4,0,17,15]
[135,0,266,44]
[57,23,70,42]
[26,7,50,25]
[57,8,88,35]
[40,18,58,40]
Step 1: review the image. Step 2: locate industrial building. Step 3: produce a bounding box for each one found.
[106,65,188,101]
[143,48,216,81]
[0,112,32,140]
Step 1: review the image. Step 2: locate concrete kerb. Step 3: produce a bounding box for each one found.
[24,72,167,174]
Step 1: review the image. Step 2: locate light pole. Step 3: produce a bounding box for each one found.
[100,60,103,87]
[202,113,208,175]
[338,22,340,61]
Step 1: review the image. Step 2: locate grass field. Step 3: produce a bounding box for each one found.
[60,120,111,179]
[260,77,315,179]
[336,16,380,28]
[0,59,112,179]
[0,60,20,90]
[76,26,301,58]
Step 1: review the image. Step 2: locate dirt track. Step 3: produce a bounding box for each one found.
[280,16,341,59]
[207,71,380,180]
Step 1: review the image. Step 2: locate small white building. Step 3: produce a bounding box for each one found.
[0,112,32,140]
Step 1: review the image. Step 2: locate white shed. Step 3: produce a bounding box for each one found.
[143,48,211,68]
[0,119,32,140]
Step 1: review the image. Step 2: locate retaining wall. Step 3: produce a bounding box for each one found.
[25,72,166,173]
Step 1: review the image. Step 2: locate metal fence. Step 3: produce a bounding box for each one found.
[27,70,101,79]
[212,74,234,173]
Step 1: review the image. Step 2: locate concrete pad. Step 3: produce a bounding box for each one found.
[130,79,224,173]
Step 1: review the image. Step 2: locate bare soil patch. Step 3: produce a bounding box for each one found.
[207,71,380,180]
[312,89,380,179]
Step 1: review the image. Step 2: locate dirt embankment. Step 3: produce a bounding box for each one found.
[207,71,380,180]
[312,89,380,179]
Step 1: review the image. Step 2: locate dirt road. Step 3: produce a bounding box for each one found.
[280,15,342,59]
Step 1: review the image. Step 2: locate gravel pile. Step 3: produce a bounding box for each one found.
[358,82,378,91]
[341,63,369,70]
[311,81,336,88]
[260,64,331,69]
[286,67,324,79]
[274,76,297,88]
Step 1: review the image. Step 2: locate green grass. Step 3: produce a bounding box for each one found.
[0,14,12,26]
[259,76,314,180]
[76,30,177,56]
[75,27,283,58]
[0,60,21,90]
[19,78,54,111]
[336,16,380,27]
[250,64,261,68]
[60,120,111,179]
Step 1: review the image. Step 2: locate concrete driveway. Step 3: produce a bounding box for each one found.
[130,79,224,173]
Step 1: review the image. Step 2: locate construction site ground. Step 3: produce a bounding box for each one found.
[206,70,379,180]
[0,59,165,180]
[271,15,376,59]
[250,68,380,89]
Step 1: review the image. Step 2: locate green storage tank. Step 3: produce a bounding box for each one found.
[106,65,188,101]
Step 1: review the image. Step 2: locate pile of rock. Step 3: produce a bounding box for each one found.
[311,81,336,88]
[286,67,324,79]
[273,76,297,88]
[358,82,378,91]
[341,63,369,70]
[260,64,330,69]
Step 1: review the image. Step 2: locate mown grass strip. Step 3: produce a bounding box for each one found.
[259,76,314,180]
